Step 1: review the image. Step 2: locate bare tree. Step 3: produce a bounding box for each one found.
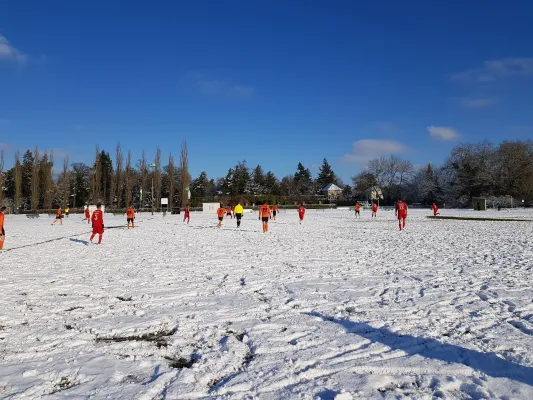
[43,152,54,209]
[125,151,133,207]
[140,151,148,208]
[154,147,162,210]
[62,156,70,208]
[115,143,124,208]
[0,150,4,206]
[168,154,175,210]
[14,152,22,211]
[91,146,101,203]
[30,147,40,211]
[180,141,189,207]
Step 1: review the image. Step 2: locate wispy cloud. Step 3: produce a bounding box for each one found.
[340,139,412,166]
[0,34,27,65]
[183,73,255,100]
[428,126,460,141]
[451,58,533,82]
[457,96,498,109]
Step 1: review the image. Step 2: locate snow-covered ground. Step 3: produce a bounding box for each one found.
[1,208,533,399]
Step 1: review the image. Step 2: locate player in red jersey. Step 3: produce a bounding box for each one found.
[183,204,191,224]
[90,203,104,244]
[395,200,408,231]
[84,206,91,224]
[432,203,440,217]
[372,202,378,219]
[298,203,306,224]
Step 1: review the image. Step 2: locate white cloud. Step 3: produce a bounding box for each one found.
[340,139,412,165]
[457,96,497,109]
[428,126,460,141]
[0,35,27,64]
[451,58,533,82]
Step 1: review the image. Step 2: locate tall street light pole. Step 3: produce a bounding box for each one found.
[150,163,156,215]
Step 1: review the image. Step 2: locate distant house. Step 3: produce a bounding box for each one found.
[322,183,343,200]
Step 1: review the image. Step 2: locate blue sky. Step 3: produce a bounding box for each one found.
[1,1,533,183]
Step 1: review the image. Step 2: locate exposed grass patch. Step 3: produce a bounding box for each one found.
[427,216,532,222]
[165,356,196,369]
[94,327,177,348]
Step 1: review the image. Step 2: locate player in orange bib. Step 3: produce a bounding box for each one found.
[272,204,280,221]
[258,202,272,233]
[226,206,233,219]
[126,205,135,229]
[372,202,378,219]
[52,207,63,225]
[354,203,361,218]
[0,206,6,251]
[217,204,226,227]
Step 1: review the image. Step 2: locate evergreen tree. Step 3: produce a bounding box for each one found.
[251,165,265,195]
[316,158,338,190]
[294,162,313,195]
[264,171,279,195]
[232,161,251,195]
[191,171,210,198]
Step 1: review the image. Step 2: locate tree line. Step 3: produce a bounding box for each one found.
[0,139,532,211]
[352,140,533,207]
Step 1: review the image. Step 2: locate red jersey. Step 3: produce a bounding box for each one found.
[298,206,306,215]
[85,208,90,218]
[372,203,378,212]
[396,201,408,216]
[91,209,104,227]
[56,209,62,217]
[185,206,190,214]
[0,212,4,232]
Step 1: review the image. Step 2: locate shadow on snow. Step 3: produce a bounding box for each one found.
[306,312,533,386]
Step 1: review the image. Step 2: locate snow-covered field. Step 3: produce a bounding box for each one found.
[1,208,533,399]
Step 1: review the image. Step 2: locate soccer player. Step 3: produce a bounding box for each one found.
[126,205,135,229]
[298,203,306,224]
[372,202,378,219]
[183,204,191,224]
[52,207,63,225]
[272,204,280,221]
[217,204,226,227]
[226,205,233,219]
[395,200,408,231]
[84,206,91,224]
[258,201,272,233]
[355,202,361,218]
[65,207,70,218]
[432,203,440,217]
[234,201,244,227]
[0,206,6,251]
[90,203,104,244]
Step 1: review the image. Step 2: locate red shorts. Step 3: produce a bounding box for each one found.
[398,212,407,219]
[299,213,305,219]
[92,226,104,234]
[184,212,190,217]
